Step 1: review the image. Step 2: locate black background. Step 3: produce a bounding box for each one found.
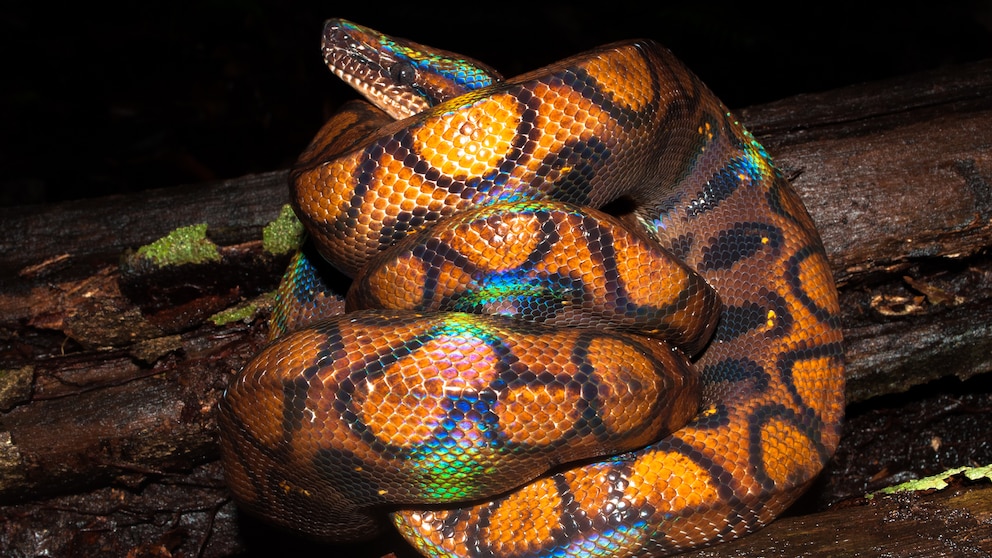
[2,2,991,208]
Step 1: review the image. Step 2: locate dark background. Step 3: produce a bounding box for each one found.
[2,2,991,208]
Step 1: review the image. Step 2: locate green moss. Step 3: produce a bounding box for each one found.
[871,464,992,497]
[136,224,220,267]
[210,303,259,326]
[963,463,992,482]
[263,205,305,255]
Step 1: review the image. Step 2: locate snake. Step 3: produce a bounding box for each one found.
[218,19,845,557]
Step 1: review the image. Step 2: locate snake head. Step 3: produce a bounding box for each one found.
[322,19,503,120]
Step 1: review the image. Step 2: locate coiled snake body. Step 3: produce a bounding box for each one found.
[219,19,844,557]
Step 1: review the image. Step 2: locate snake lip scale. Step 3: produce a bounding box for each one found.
[218,18,845,558]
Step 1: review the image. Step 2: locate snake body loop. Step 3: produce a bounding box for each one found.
[219,19,844,557]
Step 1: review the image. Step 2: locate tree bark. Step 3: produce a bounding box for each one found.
[680,480,992,558]
[1,59,990,557]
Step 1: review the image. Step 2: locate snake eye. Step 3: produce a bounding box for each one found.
[389,61,417,86]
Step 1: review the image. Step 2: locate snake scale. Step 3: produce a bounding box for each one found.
[218,19,845,557]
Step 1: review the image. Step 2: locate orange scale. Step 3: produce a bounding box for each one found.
[550,92,570,111]
[790,357,844,419]
[396,165,414,181]
[616,250,689,308]
[559,465,613,512]
[468,160,490,176]
[597,63,654,110]
[446,218,542,272]
[484,97,512,117]
[226,349,321,451]
[496,385,576,446]
[451,131,471,147]
[382,189,406,208]
[562,101,581,118]
[363,256,427,309]
[412,192,437,211]
[425,265,474,303]
[578,257,596,277]
[426,334,498,385]
[551,126,572,143]
[540,114,565,135]
[295,167,353,223]
[584,336,663,433]
[481,478,564,552]
[432,140,454,159]
[421,132,442,151]
[429,187,452,203]
[759,418,823,487]
[629,449,722,512]
[372,152,404,177]
[357,211,378,228]
[569,120,592,137]
[503,331,568,368]
[360,381,443,447]
[537,353,566,371]
[438,159,462,177]
[797,251,841,313]
[395,511,473,556]
[376,173,396,190]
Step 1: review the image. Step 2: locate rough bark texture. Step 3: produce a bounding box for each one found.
[1,59,990,557]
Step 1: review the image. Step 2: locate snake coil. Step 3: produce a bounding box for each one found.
[219,19,844,557]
